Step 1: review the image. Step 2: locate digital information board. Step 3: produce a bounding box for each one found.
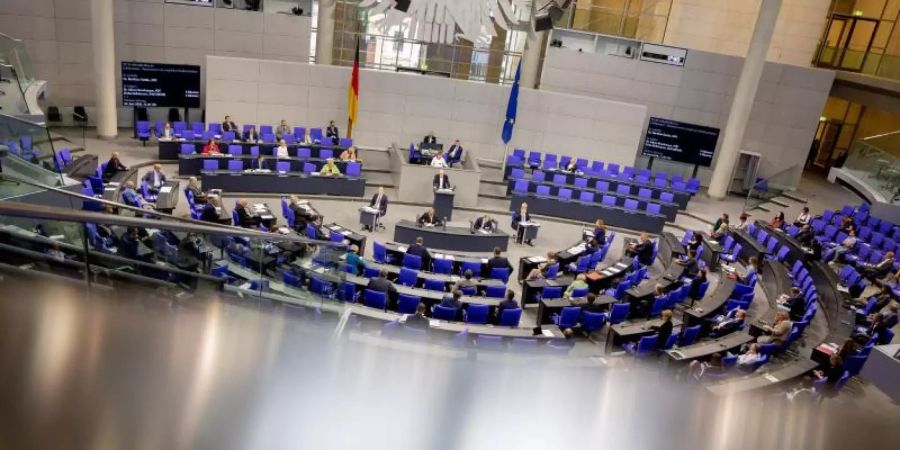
[641,117,720,167]
[121,62,201,108]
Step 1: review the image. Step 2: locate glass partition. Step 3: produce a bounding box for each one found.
[743,164,804,212]
[0,114,64,197]
[841,131,900,202]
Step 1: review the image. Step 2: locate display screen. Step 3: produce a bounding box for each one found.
[121,62,201,108]
[641,117,720,167]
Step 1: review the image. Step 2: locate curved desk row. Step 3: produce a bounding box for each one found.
[729,228,769,264]
[508,179,680,221]
[625,263,686,304]
[509,193,666,234]
[666,332,755,363]
[200,170,366,197]
[381,242,494,276]
[180,155,359,176]
[159,139,347,160]
[682,276,738,328]
[362,260,506,291]
[393,220,510,253]
[504,163,692,208]
[658,232,687,269]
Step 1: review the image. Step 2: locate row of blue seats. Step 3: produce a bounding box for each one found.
[512,171,680,203]
[137,120,344,144]
[512,179,666,216]
[506,149,701,192]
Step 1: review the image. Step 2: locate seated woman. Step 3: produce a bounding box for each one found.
[527,252,558,280]
[186,176,207,204]
[339,146,359,162]
[201,138,221,155]
[736,343,765,371]
[771,211,785,229]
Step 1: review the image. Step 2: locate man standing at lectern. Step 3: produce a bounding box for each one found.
[433,169,450,190]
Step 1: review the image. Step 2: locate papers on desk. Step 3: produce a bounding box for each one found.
[836,285,850,293]
[360,206,379,213]
[434,254,454,261]
[480,258,489,264]
[614,262,629,269]
[159,186,172,194]
[397,245,409,252]
[519,222,541,227]
[341,230,351,236]
[567,243,587,254]
[49,234,65,241]
[709,240,719,245]
[763,373,780,383]
[430,319,441,327]
[600,269,614,276]
[542,329,554,337]
[449,275,460,282]
[260,214,275,220]
[477,229,493,235]
[529,256,547,263]
[721,264,736,273]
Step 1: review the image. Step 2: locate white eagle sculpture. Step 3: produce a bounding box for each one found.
[357,0,524,44]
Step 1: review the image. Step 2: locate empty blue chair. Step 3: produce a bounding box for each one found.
[460,286,477,296]
[433,258,452,274]
[624,199,639,211]
[553,307,582,329]
[303,162,316,173]
[646,203,661,215]
[536,185,551,197]
[533,170,546,182]
[511,168,525,179]
[136,121,151,143]
[649,296,667,318]
[223,131,236,141]
[553,174,566,184]
[608,303,630,324]
[654,177,667,189]
[679,325,701,346]
[616,184,630,195]
[490,267,510,283]
[398,267,418,287]
[601,195,617,207]
[638,188,652,199]
[397,294,420,314]
[424,278,445,291]
[460,261,481,276]
[579,192,594,203]
[364,290,387,310]
[227,160,243,171]
[513,180,529,194]
[541,286,563,300]
[596,180,610,191]
[558,188,573,201]
[249,146,260,157]
[499,308,522,327]
[660,192,674,203]
[465,304,490,324]
[545,263,559,279]
[574,178,588,188]
[486,285,506,298]
[297,147,311,159]
[320,149,334,160]
[582,311,607,334]
[403,253,422,270]
[202,159,219,171]
[276,161,290,172]
[228,144,242,155]
[180,143,195,155]
[433,305,457,321]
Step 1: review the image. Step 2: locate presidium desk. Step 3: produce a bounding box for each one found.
[393,220,509,253]
[201,170,366,197]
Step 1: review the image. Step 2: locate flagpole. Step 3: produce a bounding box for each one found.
[500,142,510,175]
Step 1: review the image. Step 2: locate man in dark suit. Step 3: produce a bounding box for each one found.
[405,303,430,330]
[677,250,700,278]
[102,152,128,182]
[712,309,746,336]
[366,269,399,308]
[487,247,513,273]
[222,115,238,133]
[447,139,463,166]
[407,236,428,260]
[861,251,895,281]
[235,199,257,228]
[141,164,167,194]
[473,215,497,233]
[326,120,340,145]
[496,290,519,324]
[423,131,437,145]
[433,169,451,190]
[417,208,441,226]
[370,186,389,216]
[439,289,463,320]
[628,233,655,266]
[200,197,222,223]
[780,287,807,322]
[243,125,260,142]
[650,309,674,349]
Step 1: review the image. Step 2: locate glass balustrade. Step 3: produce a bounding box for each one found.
[841,131,900,203]
[743,164,803,212]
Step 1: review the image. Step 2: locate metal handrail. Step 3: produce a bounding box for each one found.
[0,200,343,247]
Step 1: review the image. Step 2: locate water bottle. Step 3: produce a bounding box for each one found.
[442,217,447,231]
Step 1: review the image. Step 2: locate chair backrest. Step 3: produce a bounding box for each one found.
[486,285,506,298]
[499,308,522,326]
[558,188,573,200]
[433,258,452,274]
[460,261,481,276]
[465,304,490,324]
[574,178,588,188]
[424,278,445,291]
[364,289,387,310]
[433,305,457,321]
[602,195,617,207]
[552,174,566,184]
[513,179,529,193]
[623,199,639,210]
[646,203,661,215]
[227,160,244,171]
[490,267,510,283]
[596,180,610,192]
[579,191,594,203]
[536,185,551,196]
[202,159,219,171]
[557,307,582,327]
[679,325,701,346]
[616,184,630,195]
[511,168,525,179]
[403,253,422,270]
[542,286,563,299]
[609,303,630,324]
[396,294,420,314]
[398,267,418,286]
[638,188,651,198]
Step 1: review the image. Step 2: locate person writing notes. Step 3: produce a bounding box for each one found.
[418,207,442,226]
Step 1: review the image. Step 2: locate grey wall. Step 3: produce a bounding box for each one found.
[540,44,835,188]
[0,0,311,124]
[205,55,650,166]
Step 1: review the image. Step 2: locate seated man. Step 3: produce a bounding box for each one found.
[736,343,766,371]
[406,236,429,261]
[447,139,463,166]
[487,247,513,274]
[439,289,463,321]
[276,119,291,139]
[627,234,655,266]
[422,131,437,145]
[102,152,128,182]
[677,250,700,278]
[121,181,152,209]
[141,164,167,195]
[320,158,342,176]
[243,125,260,142]
[758,311,792,345]
[831,229,858,263]
[495,290,519,324]
[473,214,497,233]
[711,309,746,336]
[222,115,238,132]
[186,176,207,204]
[860,251,895,281]
[454,269,478,291]
[200,197,222,223]
[417,207,442,226]
[778,287,807,322]
[235,199,258,228]
[795,224,814,247]
[288,195,317,231]
[367,269,399,309]
[405,303,430,330]
[430,150,449,168]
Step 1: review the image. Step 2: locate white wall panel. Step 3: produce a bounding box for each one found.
[206,55,648,165]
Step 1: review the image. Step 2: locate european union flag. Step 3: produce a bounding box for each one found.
[501,61,521,145]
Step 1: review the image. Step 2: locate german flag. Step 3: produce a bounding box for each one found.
[347,35,360,138]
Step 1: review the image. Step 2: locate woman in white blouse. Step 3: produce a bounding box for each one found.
[275,139,289,158]
[794,206,811,227]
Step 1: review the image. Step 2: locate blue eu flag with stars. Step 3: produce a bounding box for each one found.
[501,61,521,145]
